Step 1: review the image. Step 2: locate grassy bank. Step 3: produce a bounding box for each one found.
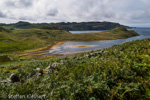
[0,39,150,99]
[70,27,138,41]
[0,29,71,53]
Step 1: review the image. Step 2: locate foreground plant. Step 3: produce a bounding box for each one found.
[0,39,150,100]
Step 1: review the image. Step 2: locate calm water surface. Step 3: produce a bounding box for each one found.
[69,30,107,34]
[26,28,150,57]
[50,28,150,55]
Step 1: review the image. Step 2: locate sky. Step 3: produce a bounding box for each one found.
[0,0,150,27]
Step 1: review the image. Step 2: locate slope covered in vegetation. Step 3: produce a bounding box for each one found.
[0,28,71,53]
[0,39,150,99]
[0,26,138,53]
[69,26,138,41]
[0,21,128,30]
[50,21,128,31]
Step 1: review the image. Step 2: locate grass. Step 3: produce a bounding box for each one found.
[0,39,150,99]
[0,29,71,53]
[0,55,12,62]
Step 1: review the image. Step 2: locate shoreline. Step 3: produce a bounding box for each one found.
[22,34,140,54]
[41,34,141,51]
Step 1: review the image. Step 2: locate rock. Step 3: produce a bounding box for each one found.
[51,63,59,69]
[103,51,108,53]
[45,65,53,73]
[90,53,95,56]
[0,73,20,83]
[80,57,83,59]
[0,79,11,83]
[38,73,43,76]
[78,57,83,60]
[86,53,96,58]
[45,65,51,70]
[85,51,102,58]
[60,60,64,65]
[9,73,20,83]
[101,50,108,53]
[85,54,91,58]
[95,52,102,56]
[36,68,43,73]
[46,69,53,73]
[36,68,44,76]
[45,63,59,73]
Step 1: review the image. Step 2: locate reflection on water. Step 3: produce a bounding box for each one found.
[71,45,97,48]
[26,28,150,57]
[69,30,107,34]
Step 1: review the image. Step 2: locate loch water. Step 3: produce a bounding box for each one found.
[49,28,150,55]
[26,28,150,57]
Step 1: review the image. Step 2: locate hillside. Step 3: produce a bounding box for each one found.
[0,21,128,30]
[0,28,71,53]
[50,21,129,31]
[0,39,150,99]
[70,26,138,41]
[0,27,139,53]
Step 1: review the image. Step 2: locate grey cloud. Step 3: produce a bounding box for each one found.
[21,0,33,7]
[5,0,33,8]
[18,16,33,20]
[0,0,150,26]
[46,8,58,16]
[0,11,6,18]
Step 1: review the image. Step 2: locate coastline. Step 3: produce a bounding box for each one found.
[23,34,140,54]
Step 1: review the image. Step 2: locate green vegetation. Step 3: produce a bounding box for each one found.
[0,21,128,30]
[0,39,150,99]
[0,55,12,62]
[0,27,10,32]
[38,25,63,30]
[0,28,71,53]
[0,26,138,53]
[70,26,138,41]
[0,23,142,99]
[50,21,129,31]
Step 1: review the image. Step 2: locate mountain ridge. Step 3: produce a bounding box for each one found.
[0,21,129,31]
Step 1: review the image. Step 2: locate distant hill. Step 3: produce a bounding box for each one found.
[0,27,71,53]
[38,25,63,30]
[0,27,10,32]
[50,22,129,31]
[0,21,129,31]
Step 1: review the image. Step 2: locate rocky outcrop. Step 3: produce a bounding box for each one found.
[60,60,65,65]
[45,63,59,73]
[0,50,109,84]
[9,73,20,82]
[85,50,108,58]
[0,73,20,83]
[36,68,44,76]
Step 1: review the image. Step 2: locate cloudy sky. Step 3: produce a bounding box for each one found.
[0,0,150,27]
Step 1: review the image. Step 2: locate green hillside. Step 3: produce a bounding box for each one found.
[0,28,71,53]
[0,39,150,99]
[50,21,129,31]
[0,27,138,53]
[70,26,138,41]
[0,21,128,30]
